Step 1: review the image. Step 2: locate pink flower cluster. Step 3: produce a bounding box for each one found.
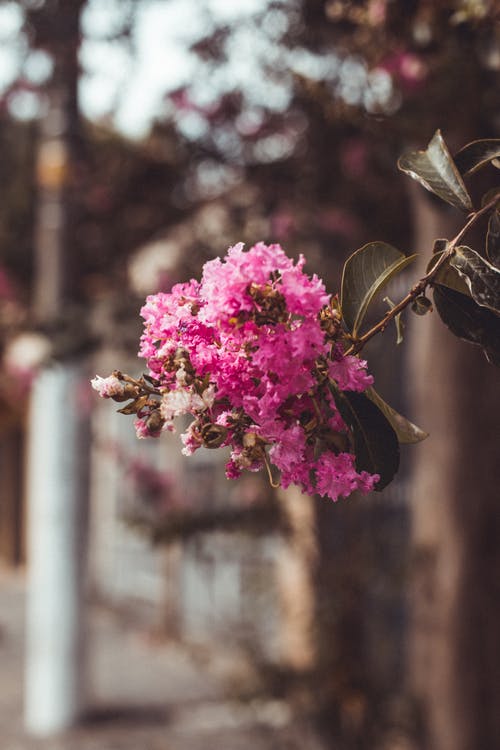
[132,242,379,502]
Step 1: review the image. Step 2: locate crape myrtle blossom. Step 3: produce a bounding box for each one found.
[91,374,126,399]
[92,242,379,502]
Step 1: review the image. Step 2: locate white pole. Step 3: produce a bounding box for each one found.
[24,362,88,735]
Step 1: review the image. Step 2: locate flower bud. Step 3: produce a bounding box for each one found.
[411,296,433,315]
[200,423,228,448]
[147,409,164,433]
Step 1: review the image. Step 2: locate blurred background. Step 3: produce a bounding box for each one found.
[0,1,499,749]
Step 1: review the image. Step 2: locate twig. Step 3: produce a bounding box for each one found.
[346,193,500,355]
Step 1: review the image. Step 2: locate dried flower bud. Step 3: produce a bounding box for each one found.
[200,422,228,448]
[241,432,268,463]
[320,304,342,340]
[146,409,164,433]
[412,296,433,315]
[112,383,141,402]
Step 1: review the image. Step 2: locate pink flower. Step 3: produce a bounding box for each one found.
[328,350,374,392]
[279,256,330,316]
[160,388,193,421]
[180,423,203,455]
[91,374,125,398]
[268,424,306,474]
[315,452,379,501]
[100,240,381,503]
[198,242,325,326]
[134,416,153,439]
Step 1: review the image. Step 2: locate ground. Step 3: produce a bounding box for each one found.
[0,569,325,750]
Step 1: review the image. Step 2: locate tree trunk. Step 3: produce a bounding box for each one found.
[276,486,317,671]
[408,186,500,750]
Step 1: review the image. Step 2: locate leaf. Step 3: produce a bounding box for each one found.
[427,252,471,296]
[340,242,417,336]
[486,211,500,269]
[383,296,404,344]
[365,387,428,444]
[481,187,500,207]
[453,138,500,177]
[433,286,500,366]
[398,130,473,212]
[143,373,160,387]
[117,395,149,415]
[117,401,140,415]
[432,238,449,254]
[450,245,500,314]
[329,383,400,490]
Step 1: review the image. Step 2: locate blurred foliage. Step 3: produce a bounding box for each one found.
[155,0,500,294]
[0,116,194,293]
[4,0,497,309]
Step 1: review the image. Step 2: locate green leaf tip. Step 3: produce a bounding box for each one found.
[365,387,428,444]
[398,130,473,212]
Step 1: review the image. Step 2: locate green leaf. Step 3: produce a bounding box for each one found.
[329,383,400,490]
[432,238,449,254]
[433,286,500,366]
[340,242,417,336]
[365,387,428,444]
[383,296,404,344]
[427,252,471,296]
[486,211,500,269]
[481,187,500,207]
[398,130,473,212]
[453,138,500,177]
[450,245,500,314]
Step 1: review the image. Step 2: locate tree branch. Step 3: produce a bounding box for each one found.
[346,192,500,355]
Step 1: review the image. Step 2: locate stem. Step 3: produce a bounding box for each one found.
[120,372,161,396]
[346,193,500,355]
[310,394,323,420]
[263,452,281,489]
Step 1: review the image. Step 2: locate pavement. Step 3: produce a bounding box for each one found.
[0,569,325,750]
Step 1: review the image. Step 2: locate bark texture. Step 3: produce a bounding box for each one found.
[408,186,500,750]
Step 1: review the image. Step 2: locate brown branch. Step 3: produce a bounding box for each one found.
[119,372,161,396]
[346,193,500,356]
